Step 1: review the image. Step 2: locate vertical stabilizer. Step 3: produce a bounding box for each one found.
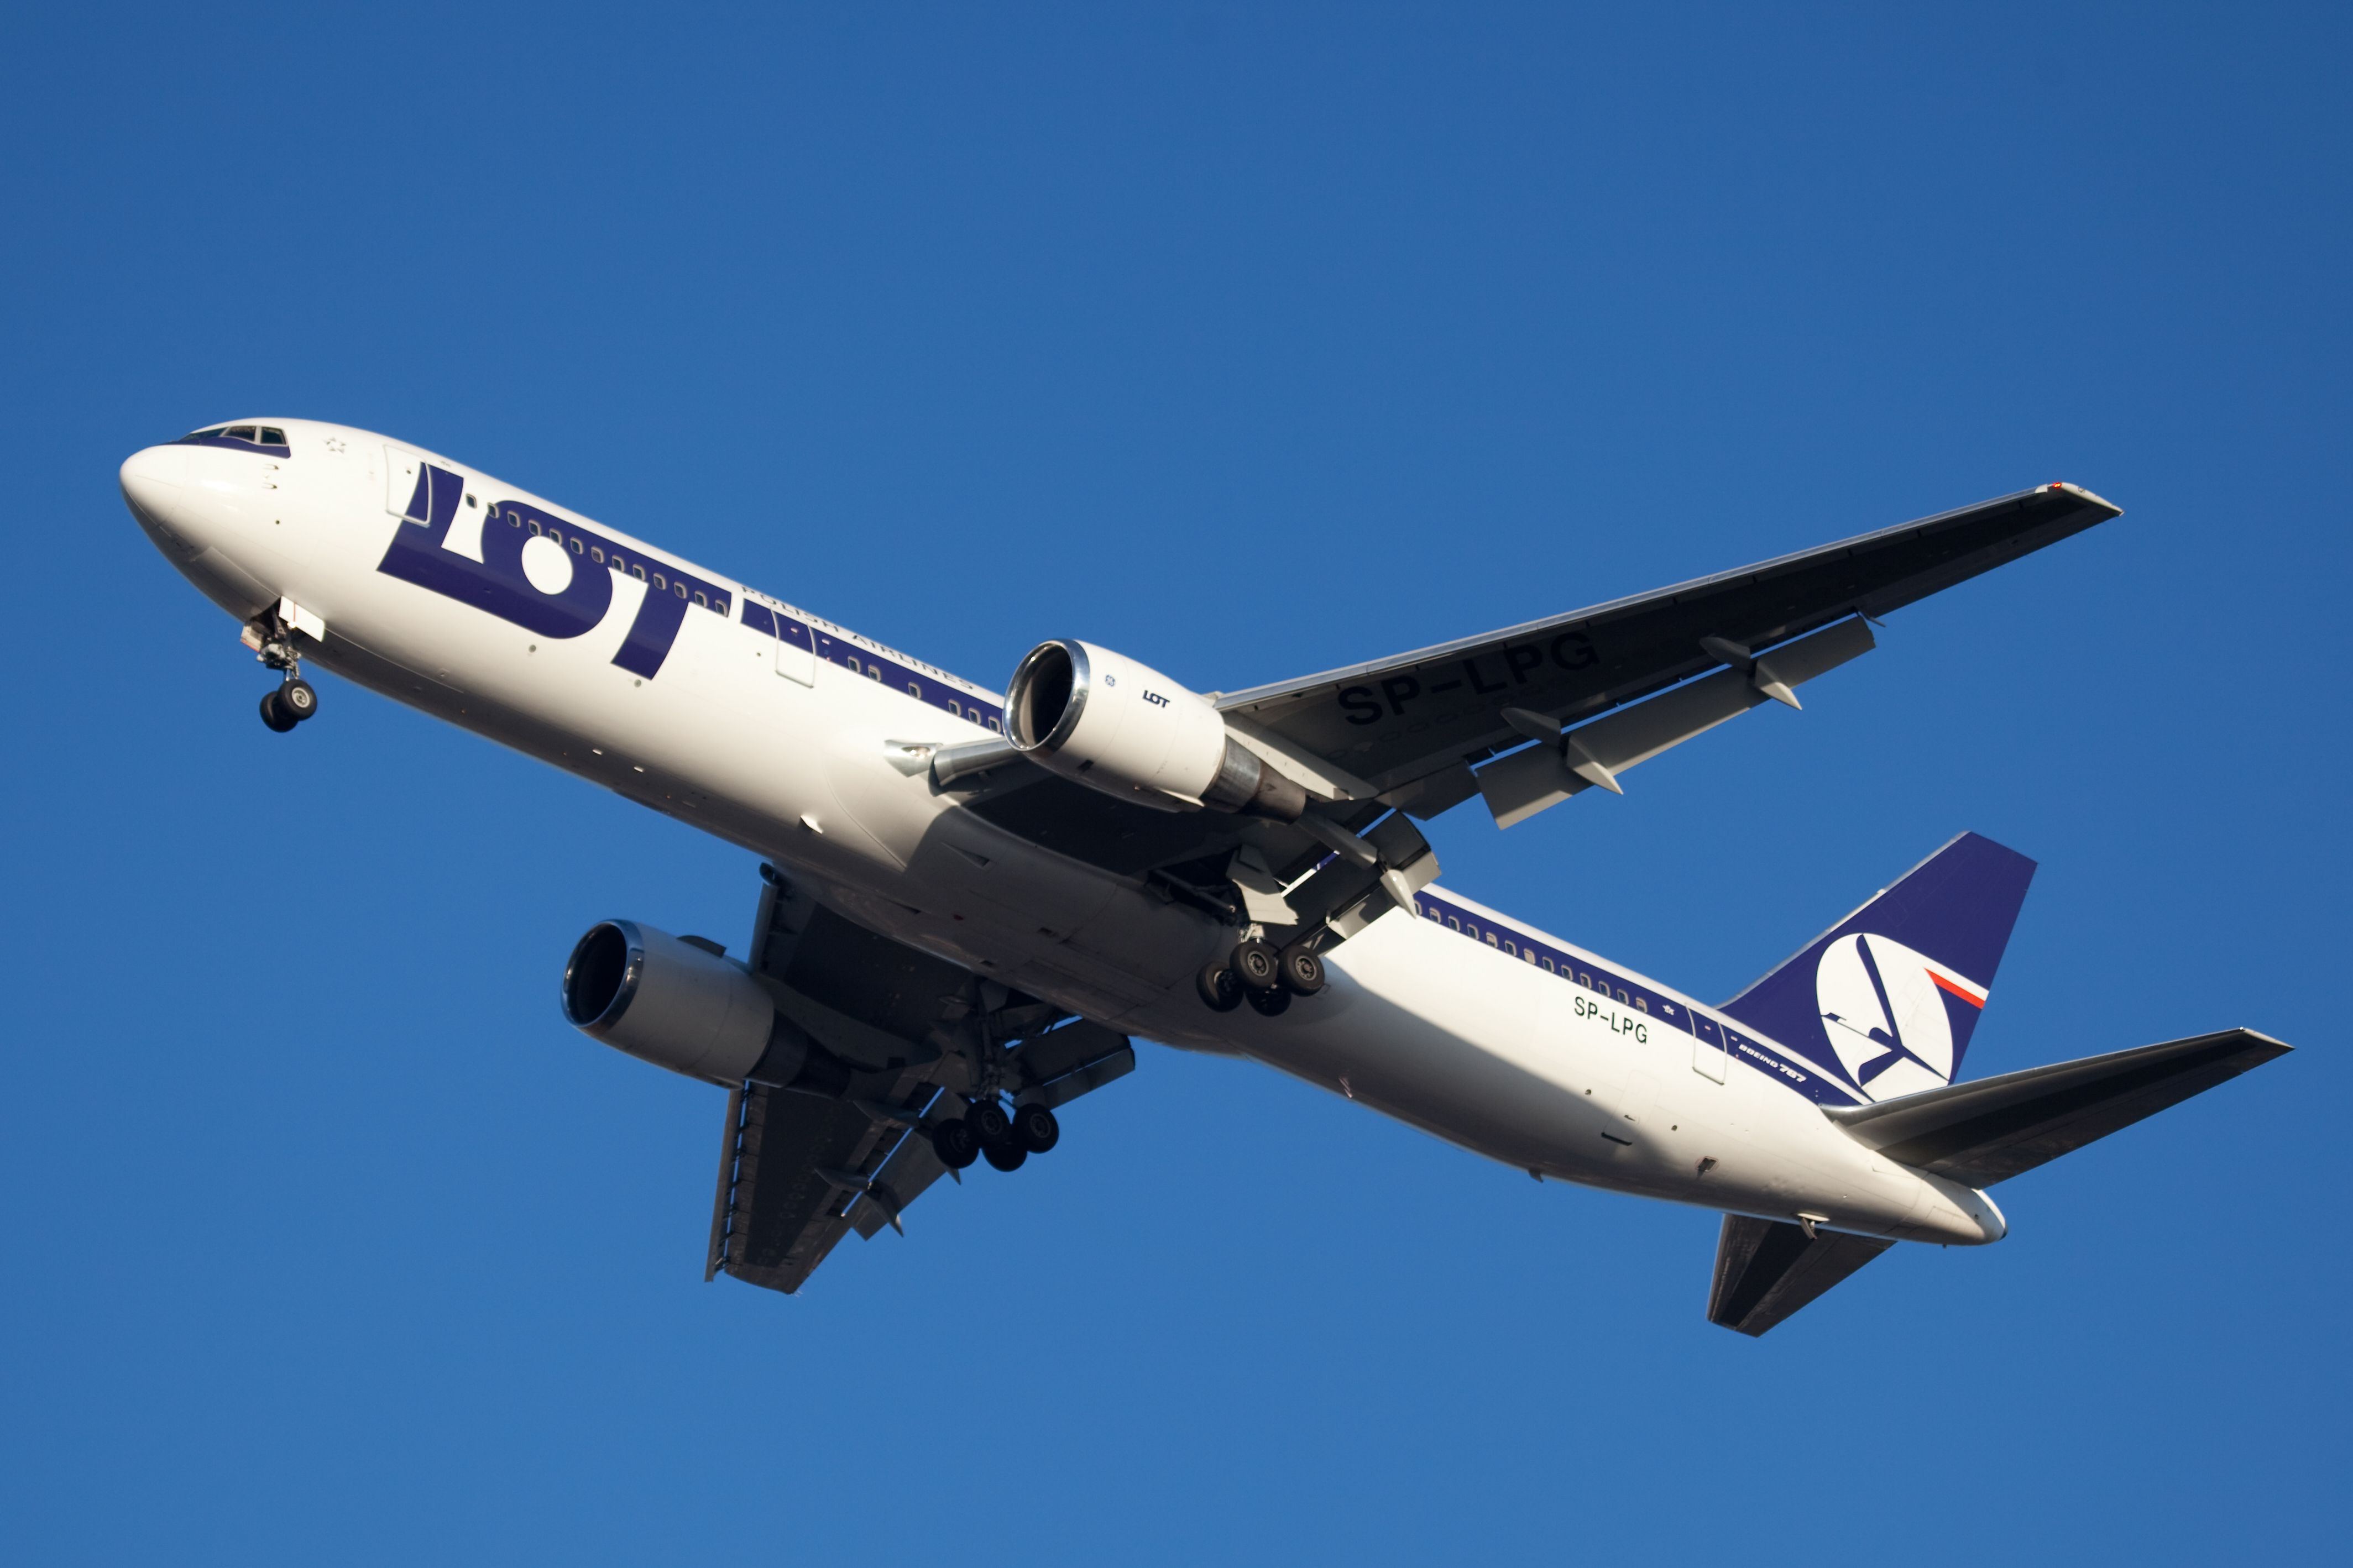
[1722,832,2035,1102]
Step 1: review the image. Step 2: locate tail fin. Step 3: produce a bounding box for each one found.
[1722,832,2037,1103]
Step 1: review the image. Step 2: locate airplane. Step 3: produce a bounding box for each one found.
[118,418,2291,1335]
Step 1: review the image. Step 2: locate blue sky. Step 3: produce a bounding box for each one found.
[3,4,2345,1562]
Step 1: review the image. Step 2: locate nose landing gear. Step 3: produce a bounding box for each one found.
[245,613,320,733]
[259,678,317,732]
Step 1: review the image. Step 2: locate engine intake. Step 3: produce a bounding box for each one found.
[1004,639,1305,820]
[562,920,849,1094]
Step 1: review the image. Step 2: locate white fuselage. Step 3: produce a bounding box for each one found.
[120,419,2006,1249]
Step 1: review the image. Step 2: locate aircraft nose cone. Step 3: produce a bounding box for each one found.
[119,443,189,520]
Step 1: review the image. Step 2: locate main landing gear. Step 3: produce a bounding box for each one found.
[928,1098,1060,1173]
[248,616,320,735]
[1196,936,1326,1016]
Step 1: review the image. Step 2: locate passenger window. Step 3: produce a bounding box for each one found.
[1503,941,1517,957]
[528,521,542,536]
[571,538,584,555]
[1448,918,1460,931]
[1618,989,1630,1004]
[632,565,646,580]
[259,427,285,444]
[590,547,604,563]
[1541,957,1555,972]
[1636,997,1649,1012]
[693,591,708,607]
[674,582,687,599]
[1577,972,1591,987]
[1486,933,1499,947]
[867,665,882,681]
[907,682,921,697]
[986,717,1001,732]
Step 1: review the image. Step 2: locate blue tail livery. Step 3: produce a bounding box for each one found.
[1721,832,2037,1102]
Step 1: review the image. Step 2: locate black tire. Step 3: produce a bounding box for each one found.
[1196,962,1243,1012]
[1279,946,1326,996]
[982,1139,1028,1172]
[258,691,297,733]
[1230,939,1282,993]
[1246,984,1291,1017]
[930,1117,979,1170]
[279,678,318,721]
[970,1100,1012,1145]
[1014,1102,1060,1154]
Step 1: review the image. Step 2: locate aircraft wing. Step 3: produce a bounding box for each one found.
[954,483,2120,888]
[1216,482,2122,821]
[707,868,1136,1295]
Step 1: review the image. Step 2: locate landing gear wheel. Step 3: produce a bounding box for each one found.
[930,1117,980,1170]
[1230,939,1282,993]
[258,690,297,733]
[1279,946,1326,996]
[982,1138,1028,1172]
[1014,1102,1060,1154]
[970,1100,1012,1145]
[1196,962,1243,1013]
[1246,984,1292,1017]
[278,678,318,722]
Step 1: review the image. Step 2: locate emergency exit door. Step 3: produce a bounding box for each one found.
[772,613,815,685]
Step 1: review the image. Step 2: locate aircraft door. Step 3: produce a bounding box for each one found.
[1692,1015,1729,1083]
[385,447,425,517]
[772,612,815,685]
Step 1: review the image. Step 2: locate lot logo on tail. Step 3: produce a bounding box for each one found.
[1814,932,1988,1102]
[1721,831,2035,1106]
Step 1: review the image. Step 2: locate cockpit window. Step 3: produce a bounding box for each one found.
[176,424,292,455]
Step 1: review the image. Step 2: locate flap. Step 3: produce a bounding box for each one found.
[1475,616,1874,828]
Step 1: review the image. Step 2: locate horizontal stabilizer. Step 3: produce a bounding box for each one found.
[1707,1215,1894,1336]
[1826,1028,2291,1187]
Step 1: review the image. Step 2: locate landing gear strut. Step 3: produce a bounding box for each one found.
[248,615,319,734]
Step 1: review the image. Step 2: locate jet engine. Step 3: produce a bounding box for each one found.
[561,919,849,1093]
[1003,639,1306,820]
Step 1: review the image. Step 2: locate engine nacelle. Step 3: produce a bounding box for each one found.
[1003,639,1305,820]
[561,920,849,1095]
